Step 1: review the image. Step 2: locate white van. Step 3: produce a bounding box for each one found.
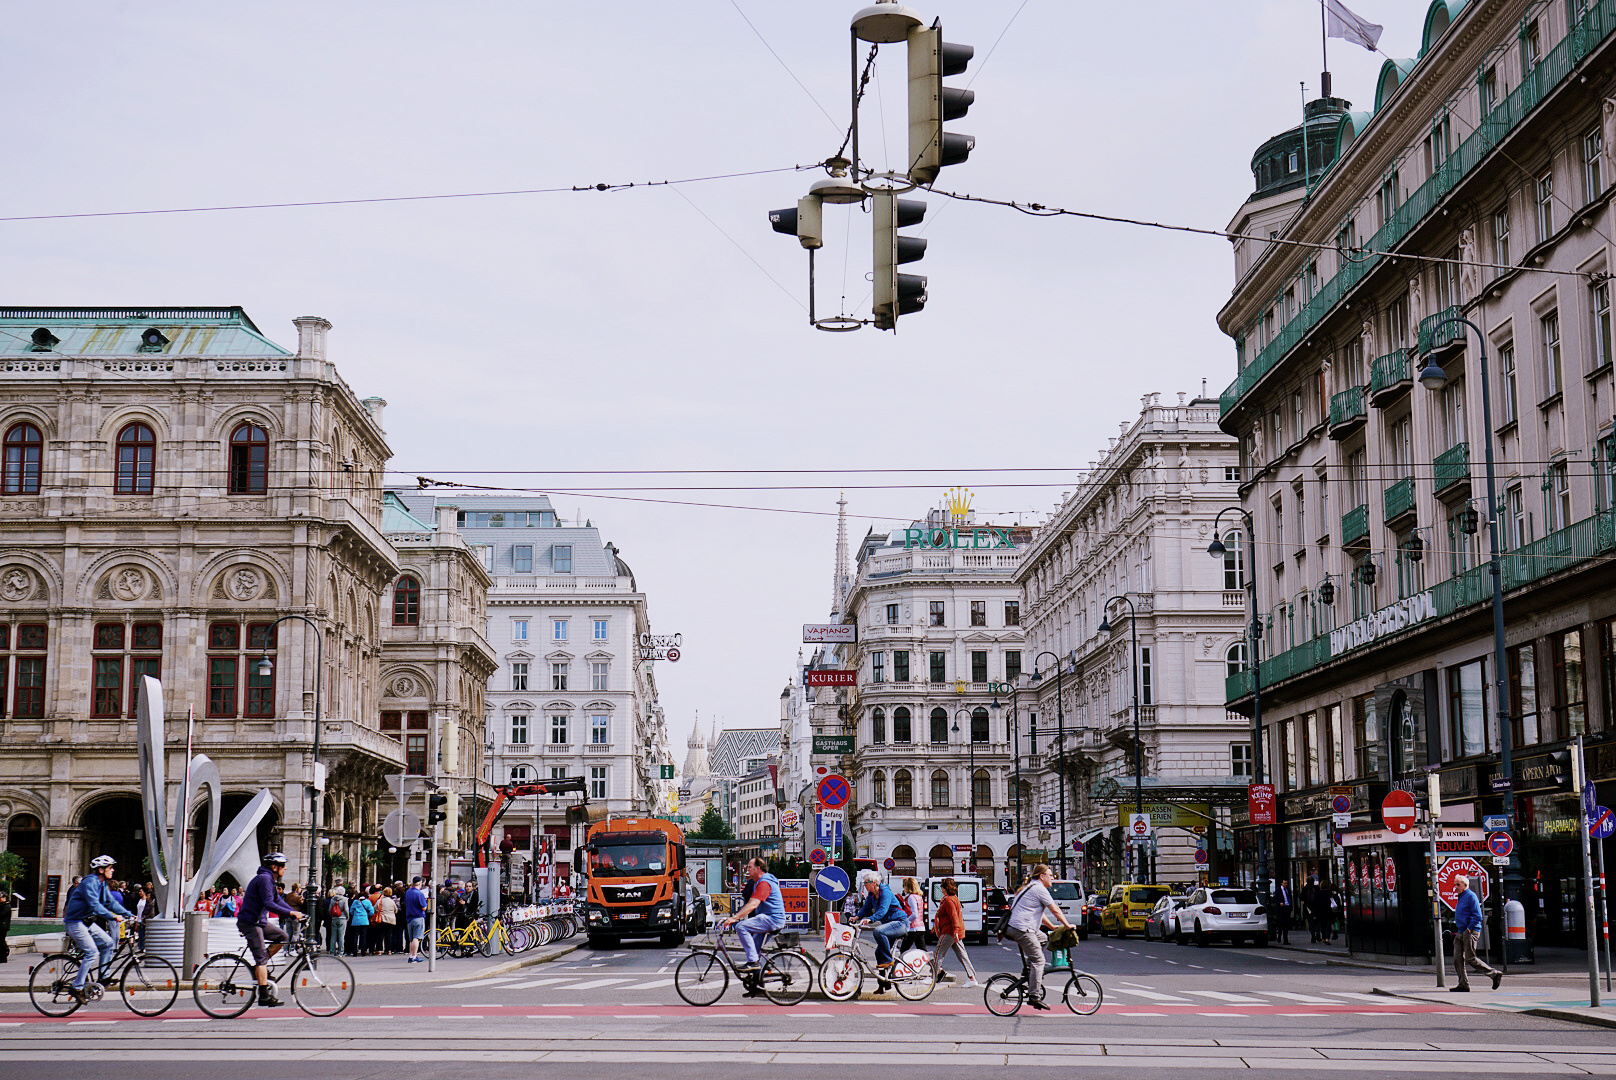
[1049,879,1089,939]
[924,875,985,943]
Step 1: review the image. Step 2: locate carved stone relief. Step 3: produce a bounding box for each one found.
[0,566,36,601]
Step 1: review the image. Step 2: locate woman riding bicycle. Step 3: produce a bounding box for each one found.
[853,870,909,991]
[1002,864,1074,1012]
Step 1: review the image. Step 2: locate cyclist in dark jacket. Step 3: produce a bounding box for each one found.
[236,853,303,1007]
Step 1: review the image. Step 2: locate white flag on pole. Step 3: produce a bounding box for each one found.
[1325,0,1383,52]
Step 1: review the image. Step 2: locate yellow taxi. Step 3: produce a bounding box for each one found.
[1100,883,1172,938]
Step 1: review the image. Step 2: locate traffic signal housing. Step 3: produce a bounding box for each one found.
[906,20,974,185]
[427,792,449,828]
[872,191,928,331]
[768,195,824,250]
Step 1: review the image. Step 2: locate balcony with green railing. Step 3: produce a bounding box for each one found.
[1218,0,1616,421]
[1369,350,1412,403]
[1341,503,1369,545]
[1418,306,1466,354]
[1225,505,1616,702]
[1383,476,1415,522]
[1433,441,1470,493]
[1328,385,1368,438]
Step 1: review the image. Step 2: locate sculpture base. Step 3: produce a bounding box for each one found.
[142,918,186,966]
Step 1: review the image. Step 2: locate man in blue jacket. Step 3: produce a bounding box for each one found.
[236,853,304,1007]
[722,858,785,972]
[62,855,132,1002]
[854,870,910,980]
[1451,874,1501,991]
[403,877,429,963]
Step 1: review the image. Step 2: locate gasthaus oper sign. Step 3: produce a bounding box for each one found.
[1329,590,1438,656]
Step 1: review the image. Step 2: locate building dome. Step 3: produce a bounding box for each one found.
[1248,96,1352,200]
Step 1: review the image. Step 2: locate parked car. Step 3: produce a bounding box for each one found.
[1100,883,1172,937]
[1083,894,1105,936]
[1047,879,1089,939]
[1176,886,1267,947]
[1143,894,1191,941]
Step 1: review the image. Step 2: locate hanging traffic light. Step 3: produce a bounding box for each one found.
[768,194,824,250]
[872,190,928,330]
[906,19,974,185]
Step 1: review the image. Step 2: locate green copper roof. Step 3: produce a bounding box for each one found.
[0,306,292,357]
[381,491,436,534]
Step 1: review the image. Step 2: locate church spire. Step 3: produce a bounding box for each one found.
[831,493,850,618]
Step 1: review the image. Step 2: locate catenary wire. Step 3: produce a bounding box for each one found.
[729,0,842,135]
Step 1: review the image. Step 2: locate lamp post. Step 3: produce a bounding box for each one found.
[255,614,323,926]
[1099,596,1145,883]
[1417,317,1520,919]
[1031,650,1073,879]
[952,714,978,875]
[1207,508,1264,886]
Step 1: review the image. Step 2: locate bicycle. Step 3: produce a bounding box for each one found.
[982,948,1102,1016]
[673,925,817,1007]
[817,922,936,1002]
[191,922,356,1018]
[30,921,181,1018]
[434,913,511,957]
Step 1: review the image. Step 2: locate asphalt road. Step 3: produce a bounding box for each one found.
[5,933,1614,1077]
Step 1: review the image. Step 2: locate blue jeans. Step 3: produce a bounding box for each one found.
[64,921,114,990]
[869,918,908,966]
[735,915,783,963]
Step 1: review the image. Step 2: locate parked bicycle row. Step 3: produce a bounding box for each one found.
[433,902,580,957]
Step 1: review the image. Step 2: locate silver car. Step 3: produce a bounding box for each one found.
[1143,894,1190,941]
[1176,886,1268,947]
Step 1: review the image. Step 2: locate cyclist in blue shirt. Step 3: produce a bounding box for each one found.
[854,869,910,980]
[62,855,132,1002]
[722,858,785,971]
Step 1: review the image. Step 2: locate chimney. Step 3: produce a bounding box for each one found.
[436,503,458,535]
[294,316,332,359]
[361,396,387,431]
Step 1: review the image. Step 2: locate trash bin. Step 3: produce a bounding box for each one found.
[184,911,211,978]
[143,917,185,968]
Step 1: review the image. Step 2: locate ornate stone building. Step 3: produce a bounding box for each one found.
[0,307,489,913]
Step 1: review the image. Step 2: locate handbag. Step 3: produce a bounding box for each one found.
[1047,926,1078,951]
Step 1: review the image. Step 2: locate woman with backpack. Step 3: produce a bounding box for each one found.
[348,887,373,956]
[327,886,350,955]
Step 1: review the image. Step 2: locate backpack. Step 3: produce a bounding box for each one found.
[329,898,343,918]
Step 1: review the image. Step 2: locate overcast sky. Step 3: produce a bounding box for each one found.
[4,1,1427,758]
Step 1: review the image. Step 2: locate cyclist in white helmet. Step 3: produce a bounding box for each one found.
[61,855,132,1003]
[236,853,304,1007]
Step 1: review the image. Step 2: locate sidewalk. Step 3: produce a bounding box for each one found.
[1372,978,1616,1029]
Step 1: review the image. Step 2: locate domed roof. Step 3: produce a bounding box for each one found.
[1248,97,1353,200]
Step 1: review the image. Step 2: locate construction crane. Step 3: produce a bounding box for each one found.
[474,778,589,868]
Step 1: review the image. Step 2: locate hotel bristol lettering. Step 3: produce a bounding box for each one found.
[902,527,1017,550]
[1328,590,1438,657]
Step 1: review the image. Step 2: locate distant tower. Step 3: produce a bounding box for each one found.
[682,714,710,782]
[831,493,851,618]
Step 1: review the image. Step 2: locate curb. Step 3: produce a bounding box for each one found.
[1372,985,1616,1030]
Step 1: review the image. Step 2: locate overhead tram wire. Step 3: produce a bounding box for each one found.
[729,0,843,135]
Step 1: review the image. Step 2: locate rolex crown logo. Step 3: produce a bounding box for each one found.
[944,486,974,521]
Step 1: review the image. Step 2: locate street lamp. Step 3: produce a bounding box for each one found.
[255,613,323,925]
[1031,650,1075,879]
[951,714,977,875]
[1099,595,1145,883]
[1208,507,1265,886]
[1418,317,1520,918]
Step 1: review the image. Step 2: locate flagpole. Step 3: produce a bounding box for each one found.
[1320,0,1331,98]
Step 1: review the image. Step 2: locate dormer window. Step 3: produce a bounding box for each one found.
[1288,151,1298,173]
[137,328,169,353]
[29,328,59,352]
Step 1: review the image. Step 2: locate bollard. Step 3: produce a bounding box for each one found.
[1504,899,1533,964]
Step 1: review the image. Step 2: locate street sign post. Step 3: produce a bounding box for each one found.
[1331,794,1352,815]
[1381,790,1417,834]
[808,848,828,866]
[811,735,856,755]
[817,774,851,809]
[1038,811,1057,829]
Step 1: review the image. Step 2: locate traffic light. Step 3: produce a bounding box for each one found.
[906,19,974,185]
[427,792,448,828]
[769,194,824,250]
[872,190,928,331]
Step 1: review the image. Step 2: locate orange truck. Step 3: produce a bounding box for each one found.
[575,817,692,948]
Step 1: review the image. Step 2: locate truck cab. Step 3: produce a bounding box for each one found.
[577,818,689,948]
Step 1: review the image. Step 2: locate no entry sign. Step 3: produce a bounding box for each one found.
[1381,789,1417,834]
[1436,856,1489,910]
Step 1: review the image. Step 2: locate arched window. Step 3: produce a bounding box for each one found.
[872,770,886,805]
[972,768,992,807]
[930,769,949,807]
[1222,531,1245,589]
[393,575,421,626]
[891,844,917,876]
[893,706,912,743]
[3,422,43,495]
[893,769,913,807]
[975,844,996,885]
[871,707,886,744]
[228,422,269,494]
[928,844,953,877]
[971,706,990,743]
[930,707,948,744]
[115,422,156,494]
[1226,641,1249,677]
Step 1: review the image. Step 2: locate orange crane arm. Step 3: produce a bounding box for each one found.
[475,778,590,867]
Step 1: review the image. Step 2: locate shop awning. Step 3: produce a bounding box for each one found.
[1089,776,1250,806]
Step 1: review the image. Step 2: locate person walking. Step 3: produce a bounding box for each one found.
[931,877,980,987]
[0,885,13,963]
[1271,878,1293,944]
[375,887,398,955]
[327,887,350,955]
[1451,874,1502,992]
[1002,864,1074,1012]
[348,888,373,956]
[899,877,927,953]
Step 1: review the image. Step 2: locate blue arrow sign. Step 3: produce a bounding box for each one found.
[1483,814,1511,832]
[813,865,850,902]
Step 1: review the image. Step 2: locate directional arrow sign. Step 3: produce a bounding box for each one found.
[1381,789,1417,834]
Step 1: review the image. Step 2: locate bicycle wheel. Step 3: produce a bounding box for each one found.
[192,954,255,1019]
[531,920,553,948]
[29,954,84,1018]
[478,922,506,957]
[983,972,1025,1016]
[120,954,180,1017]
[674,951,729,1006]
[1062,972,1103,1016]
[759,951,813,1006]
[291,953,356,1017]
[507,925,532,954]
[893,960,936,1001]
[817,950,864,1001]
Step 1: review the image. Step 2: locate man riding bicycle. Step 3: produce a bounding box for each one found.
[62,855,132,1003]
[236,853,305,1008]
[1002,863,1075,1011]
[720,858,784,973]
[853,869,909,989]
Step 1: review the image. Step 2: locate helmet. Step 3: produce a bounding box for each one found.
[90,855,116,871]
[264,852,289,866]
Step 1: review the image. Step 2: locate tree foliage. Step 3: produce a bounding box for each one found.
[689,806,733,841]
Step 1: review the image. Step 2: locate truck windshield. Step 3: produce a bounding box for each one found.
[591,843,666,877]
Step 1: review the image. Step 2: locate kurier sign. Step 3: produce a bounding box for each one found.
[902,526,1017,550]
[805,670,857,687]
